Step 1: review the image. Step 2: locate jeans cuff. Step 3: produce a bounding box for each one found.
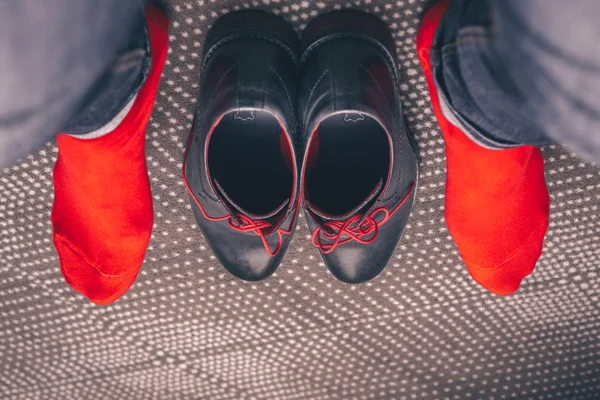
[435,79,521,150]
[63,8,150,135]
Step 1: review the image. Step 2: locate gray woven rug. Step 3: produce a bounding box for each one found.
[1,1,599,399]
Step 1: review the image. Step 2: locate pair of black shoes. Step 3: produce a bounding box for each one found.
[183,10,419,283]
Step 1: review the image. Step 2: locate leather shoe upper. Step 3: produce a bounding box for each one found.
[299,10,419,283]
[183,10,300,281]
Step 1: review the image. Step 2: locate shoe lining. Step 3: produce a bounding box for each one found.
[305,114,390,217]
[208,110,293,216]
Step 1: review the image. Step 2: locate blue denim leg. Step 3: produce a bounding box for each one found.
[431,0,600,161]
[63,6,150,135]
[494,0,600,162]
[432,0,600,162]
[0,0,148,168]
[430,0,549,149]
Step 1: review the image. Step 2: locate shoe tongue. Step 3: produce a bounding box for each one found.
[213,179,289,223]
[306,179,384,222]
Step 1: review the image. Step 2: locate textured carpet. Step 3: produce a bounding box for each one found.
[1,0,600,399]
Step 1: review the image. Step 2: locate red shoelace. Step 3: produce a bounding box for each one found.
[227,214,290,257]
[311,182,416,254]
[183,175,291,257]
[182,138,292,257]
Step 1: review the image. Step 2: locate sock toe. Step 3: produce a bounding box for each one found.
[464,220,548,296]
[55,236,141,305]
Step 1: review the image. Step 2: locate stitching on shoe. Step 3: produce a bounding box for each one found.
[302,68,329,125]
[204,34,298,68]
[202,65,237,125]
[269,66,296,126]
[359,64,394,129]
[301,33,397,75]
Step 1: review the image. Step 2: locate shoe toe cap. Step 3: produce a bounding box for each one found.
[320,204,414,284]
[322,242,396,284]
[192,211,293,281]
[211,240,287,281]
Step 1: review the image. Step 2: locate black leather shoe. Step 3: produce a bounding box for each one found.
[183,10,300,281]
[299,10,419,284]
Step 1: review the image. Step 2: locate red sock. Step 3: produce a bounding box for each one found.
[416,0,550,295]
[51,6,169,305]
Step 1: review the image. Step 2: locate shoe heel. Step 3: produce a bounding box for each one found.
[204,10,299,60]
[301,10,397,64]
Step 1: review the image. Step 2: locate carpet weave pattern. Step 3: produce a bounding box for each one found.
[1,1,599,399]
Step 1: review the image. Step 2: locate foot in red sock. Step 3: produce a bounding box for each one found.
[51,6,169,305]
[416,0,550,295]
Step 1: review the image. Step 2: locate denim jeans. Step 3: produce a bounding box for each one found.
[0,0,149,168]
[431,0,600,162]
